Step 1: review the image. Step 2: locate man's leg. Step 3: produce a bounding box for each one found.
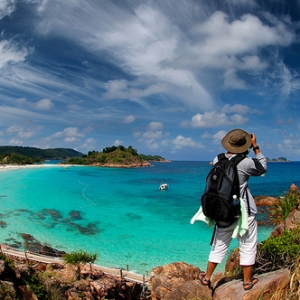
[204,261,218,281]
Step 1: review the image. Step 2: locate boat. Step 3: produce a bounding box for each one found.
[159,183,169,190]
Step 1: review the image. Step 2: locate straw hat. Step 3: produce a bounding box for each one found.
[221,129,252,154]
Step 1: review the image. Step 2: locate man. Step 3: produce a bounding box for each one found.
[199,129,267,291]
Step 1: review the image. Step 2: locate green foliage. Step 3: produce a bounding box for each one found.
[63,250,98,280]
[0,146,82,162]
[257,225,300,272]
[259,227,300,258]
[139,154,166,161]
[0,152,42,165]
[269,190,300,224]
[63,250,97,265]
[64,145,149,166]
[0,253,15,269]
[26,271,49,299]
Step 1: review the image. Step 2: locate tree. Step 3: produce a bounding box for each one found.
[63,250,98,279]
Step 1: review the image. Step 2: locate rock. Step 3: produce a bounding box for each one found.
[254,196,279,206]
[0,281,17,298]
[289,183,298,192]
[271,223,285,237]
[19,285,38,300]
[213,268,290,300]
[271,205,300,236]
[225,249,240,274]
[150,262,212,300]
[284,207,300,230]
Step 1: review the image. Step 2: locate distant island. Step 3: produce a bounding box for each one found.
[266,157,290,162]
[0,146,82,165]
[62,145,168,168]
[0,145,168,168]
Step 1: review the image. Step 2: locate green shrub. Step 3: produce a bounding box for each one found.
[269,191,299,224]
[257,225,300,272]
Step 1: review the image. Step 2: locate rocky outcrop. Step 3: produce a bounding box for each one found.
[213,268,290,300]
[149,262,291,300]
[150,262,210,300]
[254,196,279,206]
[0,256,149,299]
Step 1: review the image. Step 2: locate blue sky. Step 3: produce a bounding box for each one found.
[0,0,300,161]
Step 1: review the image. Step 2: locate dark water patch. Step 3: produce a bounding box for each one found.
[43,209,62,220]
[18,233,66,257]
[0,220,7,228]
[69,210,82,220]
[69,222,101,235]
[4,238,22,249]
[125,213,142,220]
[37,212,45,219]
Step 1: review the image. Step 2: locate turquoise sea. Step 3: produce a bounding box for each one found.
[0,161,299,276]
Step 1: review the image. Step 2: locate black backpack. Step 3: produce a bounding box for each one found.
[201,153,245,228]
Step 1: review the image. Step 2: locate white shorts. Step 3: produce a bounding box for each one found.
[208,216,258,266]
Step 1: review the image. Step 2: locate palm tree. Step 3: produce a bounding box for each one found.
[63,250,98,279]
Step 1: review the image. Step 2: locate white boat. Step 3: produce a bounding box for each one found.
[159,183,169,190]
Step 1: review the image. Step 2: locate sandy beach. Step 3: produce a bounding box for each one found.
[0,164,72,172]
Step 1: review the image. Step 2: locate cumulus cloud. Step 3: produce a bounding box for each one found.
[80,138,97,150]
[148,121,163,131]
[181,110,249,128]
[50,127,84,143]
[35,98,54,111]
[172,135,204,149]
[6,121,42,140]
[123,115,135,124]
[114,139,123,146]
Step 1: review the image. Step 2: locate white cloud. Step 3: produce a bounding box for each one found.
[142,130,163,140]
[114,139,123,146]
[123,115,135,124]
[172,135,204,149]
[181,110,248,128]
[0,0,16,19]
[35,98,54,111]
[148,121,163,131]
[50,127,84,143]
[6,121,42,140]
[0,39,28,68]
[80,138,97,150]
[213,130,227,142]
[223,69,247,89]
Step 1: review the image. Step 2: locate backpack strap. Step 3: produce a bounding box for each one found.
[217,153,227,161]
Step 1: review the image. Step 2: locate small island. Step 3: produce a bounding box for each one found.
[62,145,168,168]
[266,157,290,162]
[0,145,168,168]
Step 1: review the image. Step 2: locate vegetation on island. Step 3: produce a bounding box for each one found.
[266,156,290,162]
[0,152,43,165]
[0,145,166,167]
[0,146,82,165]
[63,145,166,166]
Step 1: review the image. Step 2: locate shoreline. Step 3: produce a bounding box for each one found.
[0,163,73,172]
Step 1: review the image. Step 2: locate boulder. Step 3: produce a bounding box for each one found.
[150,262,291,300]
[285,207,300,230]
[271,205,300,236]
[254,196,279,206]
[150,262,212,300]
[213,268,290,300]
[289,183,298,192]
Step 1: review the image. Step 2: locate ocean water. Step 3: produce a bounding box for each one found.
[0,161,299,276]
